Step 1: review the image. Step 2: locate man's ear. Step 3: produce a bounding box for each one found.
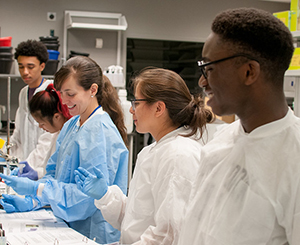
[244,60,260,86]
[40,62,46,71]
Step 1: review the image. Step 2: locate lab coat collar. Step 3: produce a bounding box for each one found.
[153,126,192,146]
[238,107,298,138]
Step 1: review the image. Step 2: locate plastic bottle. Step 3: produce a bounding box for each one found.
[118,89,133,134]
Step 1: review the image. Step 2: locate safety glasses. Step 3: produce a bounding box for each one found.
[130,98,148,111]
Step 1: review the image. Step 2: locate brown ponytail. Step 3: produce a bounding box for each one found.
[101,75,128,147]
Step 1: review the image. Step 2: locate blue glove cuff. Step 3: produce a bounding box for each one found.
[33,181,40,196]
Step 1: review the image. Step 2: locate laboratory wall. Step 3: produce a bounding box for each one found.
[0,0,289,121]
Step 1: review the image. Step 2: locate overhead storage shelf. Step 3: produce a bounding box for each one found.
[63,10,128,66]
[65,11,128,31]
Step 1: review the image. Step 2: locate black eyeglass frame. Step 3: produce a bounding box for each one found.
[130,98,148,111]
[197,54,259,79]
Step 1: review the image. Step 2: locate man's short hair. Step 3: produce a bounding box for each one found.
[211,8,294,82]
[14,39,48,64]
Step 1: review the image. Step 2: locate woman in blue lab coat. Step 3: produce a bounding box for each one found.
[0,56,129,244]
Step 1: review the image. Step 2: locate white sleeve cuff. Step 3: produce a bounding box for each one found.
[32,198,38,208]
[37,183,45,197]
[94,185,126,230]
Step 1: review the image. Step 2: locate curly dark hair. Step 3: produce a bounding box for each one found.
[14,39,48,64]
[211,8,294,84]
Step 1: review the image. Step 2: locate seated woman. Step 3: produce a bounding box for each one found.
[75,67,214,244]
[0,56,129,244]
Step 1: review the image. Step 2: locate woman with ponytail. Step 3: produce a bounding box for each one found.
[75,67,214,244]
[10,84,71,180]
[29,84,72,178]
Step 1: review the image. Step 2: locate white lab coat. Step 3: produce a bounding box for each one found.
[178,108,300,245]
[10,80,54,178]
[36,131,59,178]
[95,127,204,244]
[200,118,227,144]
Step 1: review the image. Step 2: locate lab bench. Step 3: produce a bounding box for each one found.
[0,209,103,245]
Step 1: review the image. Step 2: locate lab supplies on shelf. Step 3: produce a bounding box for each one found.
[104,65,125,87]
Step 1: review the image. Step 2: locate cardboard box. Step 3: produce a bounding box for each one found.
[289,47,300,70]
[291,0,300,11]
[273,11,291,29]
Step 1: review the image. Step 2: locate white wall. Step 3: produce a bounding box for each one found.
[0,0,290,120]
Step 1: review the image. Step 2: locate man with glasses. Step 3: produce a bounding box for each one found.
[178,7,300,245]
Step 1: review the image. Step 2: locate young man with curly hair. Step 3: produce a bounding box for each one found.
[178,8,300,245]
[9,40,54,179]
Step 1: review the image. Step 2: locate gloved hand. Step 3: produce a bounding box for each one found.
[0,194,33,213]
[75,166,108,200]
[0,173,39,196]
[10,167,19,176]
[18,161,38,180]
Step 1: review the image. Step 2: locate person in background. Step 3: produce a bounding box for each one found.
[75,67,214,244]
[9,39,54,179]
[177,8,300,245]
[0,56,129,244]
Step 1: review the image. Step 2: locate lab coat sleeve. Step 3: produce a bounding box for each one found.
[280,172,300,244]
[291,188,300,244]
[94,185,127,230]
[34,180,97,222]
[137,145,200,244]
[25,131,54,179]
[10,86,28,159]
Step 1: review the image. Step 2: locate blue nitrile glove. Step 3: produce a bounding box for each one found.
[10,167,19,176]
[74,166,108,200]
[18,161,38,180]
[0,194,33,213]
[0,173,39,196]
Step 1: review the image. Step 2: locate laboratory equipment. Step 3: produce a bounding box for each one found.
[104,65,125,87]
[0,226,6,245]
[0,105,6,129]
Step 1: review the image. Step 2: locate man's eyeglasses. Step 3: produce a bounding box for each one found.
[197,54,259,79]
[130,98,148,111]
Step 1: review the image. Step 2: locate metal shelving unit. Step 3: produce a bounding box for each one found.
[126,38,204,96]
[63,10,128,66]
